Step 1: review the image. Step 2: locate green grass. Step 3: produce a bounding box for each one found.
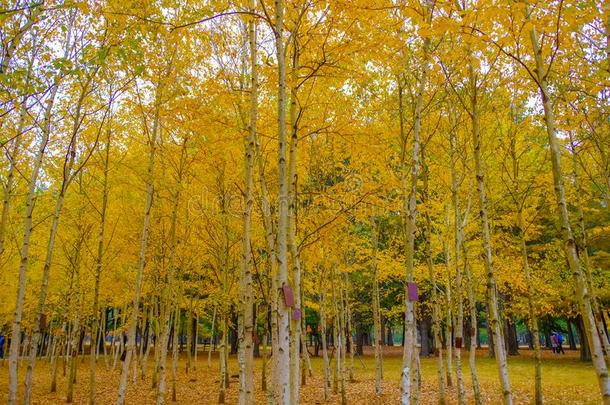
[302,347,600,404]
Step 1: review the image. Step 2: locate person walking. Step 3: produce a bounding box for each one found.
[551,332,558,353]
[557,331,565,354]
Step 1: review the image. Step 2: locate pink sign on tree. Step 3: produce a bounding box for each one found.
[282,283,294,307]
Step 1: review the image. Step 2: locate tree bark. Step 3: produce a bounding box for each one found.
[464,248,483,405]
[400,17,432,399]
[371,218,383,396]
[320,275,330,402]
[237,5,257,404]
[157,127,189,405]
[568,319,577,351]
[171,306,180,402]
[117,94,160,405]
[7,59,63,405]
[0,41,36,259]
[274,0,291,402]
[527,15,610,402]
[423,153,446,404]
[570,134,610,365]
[469,60,512,404]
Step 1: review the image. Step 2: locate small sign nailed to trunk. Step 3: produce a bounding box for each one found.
[282,283,294,307]
[407,282,418,302]
[292,308,301,321]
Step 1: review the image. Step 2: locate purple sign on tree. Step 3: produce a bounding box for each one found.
[292,308,301,321]
[407,282,419,302]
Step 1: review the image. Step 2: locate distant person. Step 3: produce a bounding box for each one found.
[0,333,4,358]
[551,332,558,353]
[557,331,565,354]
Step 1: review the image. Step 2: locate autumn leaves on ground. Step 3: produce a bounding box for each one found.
[0,347,600,404]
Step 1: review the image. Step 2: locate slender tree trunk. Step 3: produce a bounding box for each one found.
[527,17,610,402]
[186,302,192,374]
[142,303,154,378]
[88,114,112,405]
[218,310,228,404]
[469,62,512,405]
[139,304,148,372]
[67,229,85,404]
[320,278,330,402]
[448,120,465,403]
[218,170,232,404]
[570,135,610,364]
[509,123,543,404]
[338,278,347,405]
[371,218,383,395]
[67,323,80,404]
[331,270,339,396]
[422,155,446,404]
[112,308,121,371]
[301,280,313,383]
[464,243,483,405]
[194,312,198,369]
[412,341,421,405]
[345,276,355,382]
[287,30,304,405]
[238,7,257,403]
[24,133,78,405]
[159,302,174,396]
[157,125,189,405]
[442,214,454,389]
[171,306,179,402]
[6,25,70,398]
[400,17,432,400]
[517,209,543,404]
[253,88,279,404]
[50,334,59,390]
[208,305,217,369]
[568,319,577,350]
[117,99,160,405]
[274,0,291,402]
[0,46,36,259]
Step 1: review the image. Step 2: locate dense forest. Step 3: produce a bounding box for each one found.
[0,0,609,404]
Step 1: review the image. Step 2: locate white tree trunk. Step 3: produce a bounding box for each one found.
[287,32,303,404]
[401,33,431,405]
[171,306,180,402]
[422,157,446,404]
[371,218,383,396]
[7,75,61,405]
[320,278,330,402]
[238,5,257,403]
[274,0,291,402]
[449,123,465,404]
[208,305,217,369]
[463,247,483,405]
[469,62,512,405]
[527,20,610,402]
[157,130,188,405]
[24,74,96,405]
[117,104,159,405]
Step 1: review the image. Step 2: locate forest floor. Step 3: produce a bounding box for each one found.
[0,346,600,404]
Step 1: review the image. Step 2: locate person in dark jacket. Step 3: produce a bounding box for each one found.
[557,331,565,354]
